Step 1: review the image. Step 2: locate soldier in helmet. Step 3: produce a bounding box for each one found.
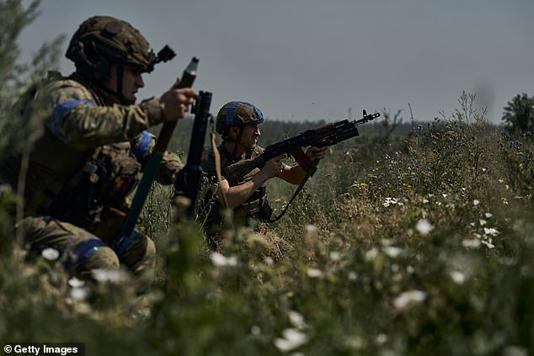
[201,101,326,249]
[0,16,195,279]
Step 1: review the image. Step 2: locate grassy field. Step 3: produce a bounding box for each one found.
[2,94,534,355]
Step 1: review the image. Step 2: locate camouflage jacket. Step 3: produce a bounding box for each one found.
[200,143,272,228]
[2,71,183,217]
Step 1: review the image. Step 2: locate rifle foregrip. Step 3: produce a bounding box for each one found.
[225,155,266,185]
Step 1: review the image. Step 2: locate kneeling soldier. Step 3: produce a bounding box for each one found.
[1,16,195,278]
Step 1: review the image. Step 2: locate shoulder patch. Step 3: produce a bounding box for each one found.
[132,130,153,160]
[53,99,94,136]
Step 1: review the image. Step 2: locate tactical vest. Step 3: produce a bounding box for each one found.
[47,142,142,243]
[0,72,145,244]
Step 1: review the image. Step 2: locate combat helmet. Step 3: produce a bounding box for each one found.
[66,16,175,104]
[66,16,158,81]
[216,101,264,139]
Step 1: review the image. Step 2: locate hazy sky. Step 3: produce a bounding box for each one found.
[18,0,534,123]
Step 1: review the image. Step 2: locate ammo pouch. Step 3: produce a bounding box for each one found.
[237,186,272,222]
[48,145,141,237]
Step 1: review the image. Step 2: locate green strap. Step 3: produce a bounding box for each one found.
[119,152,163,237]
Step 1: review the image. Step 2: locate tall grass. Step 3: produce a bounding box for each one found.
[2,2,534,355]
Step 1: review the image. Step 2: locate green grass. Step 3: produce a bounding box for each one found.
[2,105,534,355]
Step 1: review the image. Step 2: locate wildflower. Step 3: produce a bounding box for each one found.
[274,328,309,352]
[403,183,412,188]
[304,224,318,235]
[462,239,481,249]
[502,346,528,356]
[68,277,85,288]
[481,239,495,249]
[473,199,480,206]
[442,193,447,198]
[329,251,341,261]
[351,182,367,187]
[41,248,60,261]
[365,248,378,261]
[393,290,427,310]
[450,271,466,284]
[422,198,429,204]
[380,238,392,246]
[306,268,323,278]
[288,311,307,329]
[210,252,238,267]
[383,197,398,207]
[348,272,358,281]
[479,219,487,226]
[485,212,493,218]
[484,227,499,236]
[345,335,366,350]
[264,257,274,266]
[415,219,434,235]
[251,325,261,336]
[375,334,388,345]
[92,269,129,283]
[70,287,89,301]
[383,246,402,258]
[406,266,415,274]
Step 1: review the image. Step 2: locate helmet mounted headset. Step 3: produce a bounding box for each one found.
[66,16,176,105]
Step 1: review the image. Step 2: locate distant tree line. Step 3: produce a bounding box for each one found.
[502,93,534,135]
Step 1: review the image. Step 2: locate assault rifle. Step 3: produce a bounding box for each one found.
[224,110,381,185]
[223,110,380,222]
[173,91,213,216]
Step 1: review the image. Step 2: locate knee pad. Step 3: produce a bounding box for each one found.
[64,238,119,274]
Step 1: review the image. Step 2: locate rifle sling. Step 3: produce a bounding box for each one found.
[291,148,314,172]
[268,166,316,223]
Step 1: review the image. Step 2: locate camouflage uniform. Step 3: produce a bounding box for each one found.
[1,17,183,278]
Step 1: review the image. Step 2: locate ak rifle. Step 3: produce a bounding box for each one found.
[224,110,381,185]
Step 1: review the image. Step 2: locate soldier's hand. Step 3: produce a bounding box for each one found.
[260,155,286,179]
[306,146,327,163]
[160,86,196,122]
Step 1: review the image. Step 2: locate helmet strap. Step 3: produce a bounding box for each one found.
[222,126,243,159]
[114,63,134,105]
[232,126,244,158]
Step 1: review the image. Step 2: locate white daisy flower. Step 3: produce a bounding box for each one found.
[393,290,427,310]
[450,271,466,284]
[41,248,60,261]
[210,252,238,267]
[306,268,323,278]
[274,328,309,352]
[415,219,434,235]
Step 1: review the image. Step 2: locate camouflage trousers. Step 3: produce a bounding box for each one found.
[19,216,155,279]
